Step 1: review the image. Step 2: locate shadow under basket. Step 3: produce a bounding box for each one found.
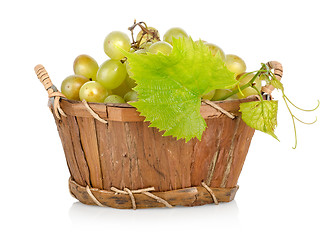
[36,65,261,209]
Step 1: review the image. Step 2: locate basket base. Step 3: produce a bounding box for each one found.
[69,178,239,209]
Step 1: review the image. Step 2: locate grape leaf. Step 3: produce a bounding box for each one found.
[124,37,237,141]
[239,100,279,140]
[271,78,284,91]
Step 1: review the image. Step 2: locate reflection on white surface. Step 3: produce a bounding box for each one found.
[69,200,240,229]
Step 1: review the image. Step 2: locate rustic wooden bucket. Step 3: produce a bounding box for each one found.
[34,62,282,209]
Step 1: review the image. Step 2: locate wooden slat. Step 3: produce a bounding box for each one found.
[53,113,85,186]
[225,121,255,187]
[139,122,168,191]
[67,116,91,186]
[209,116,238,187]
[95,120,113,190]
[76,117,103,189]
[220,118,242,187]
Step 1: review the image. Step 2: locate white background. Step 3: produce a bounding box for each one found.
[1,0,322,239]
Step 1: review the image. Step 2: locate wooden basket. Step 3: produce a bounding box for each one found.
[34,62,282,209]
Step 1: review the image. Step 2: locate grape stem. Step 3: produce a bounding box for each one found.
[217,65,266,101]
[251,85,264,101]
[128,20,160,49]
[217,61,319,149]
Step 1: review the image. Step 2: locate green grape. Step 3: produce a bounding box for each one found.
[212,89,234,101]
[125,75,137,89]
[202,90,215,100]
[148,41,173,55]
[226,94,239,100]
[125,61,133,77]
[194,39,207,44]
[205,43,225,61]
[73,54,99,81]
[225,54,246,76]
[103,31,131,60]
[124,90,138,102]
[96,59,127,89]
[125,49,146,77]
[163,27,188,45]
[61,75,89,101]
[134,49,147,54]
[104,95,125,103]
[79,81,109,103]
[111,80,132,97]
[140,41,153,50]
[136,27,160,45]
[236,73,262,99]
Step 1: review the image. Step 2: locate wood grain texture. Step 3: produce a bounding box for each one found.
[76,117,103,189]
[52,110,85,186]
[50,96,257,207]
[67,116,90,186]
[59,96,258,122]
[69,178,238,209]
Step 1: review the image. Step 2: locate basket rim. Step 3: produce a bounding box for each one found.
[50,95,260,122]
[59,95,260,109]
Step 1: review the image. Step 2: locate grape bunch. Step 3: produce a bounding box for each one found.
[61,21,262,103]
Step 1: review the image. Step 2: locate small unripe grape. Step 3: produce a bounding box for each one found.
[236,73,262,99]
[226,94,239,100]
[79,81,108,103]
[205,43,225,61]
[202,90,216,100]
[104,95,125,103]
[163,27,188,45]
[212,89,235,101]
[125,61,133,77]
[125,76,137,89]
[140,42,153,50]
[136,27,160,45]
[73,54,99,81]
[125,50,147,77]
[61,75,89,101]
[225,54,247,76]
[148,41,173,55]
[104,31,131,60]
[134,49,147,54]
[111,80,132,98]
[124,90,138,102]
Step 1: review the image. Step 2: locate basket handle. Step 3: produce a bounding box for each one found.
[35,64,59,96]
[261,61,283,96]
[34,64,66,119]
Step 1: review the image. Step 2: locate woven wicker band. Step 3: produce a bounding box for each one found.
[69,178,238,209]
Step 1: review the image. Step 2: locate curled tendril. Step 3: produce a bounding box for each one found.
[282,94,319,149]
[283,94,320,112]
[228,62,319,149]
